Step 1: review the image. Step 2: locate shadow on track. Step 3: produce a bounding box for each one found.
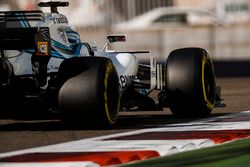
[0,109,231,131]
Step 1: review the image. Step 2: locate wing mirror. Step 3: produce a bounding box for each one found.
[103,35,126,51]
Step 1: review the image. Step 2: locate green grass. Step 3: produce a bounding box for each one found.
[120,138,250,167]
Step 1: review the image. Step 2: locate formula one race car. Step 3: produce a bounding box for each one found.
[0,1,223,128]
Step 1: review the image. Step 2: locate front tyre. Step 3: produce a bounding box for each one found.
[58,57,120,128]
[166,48,216,117]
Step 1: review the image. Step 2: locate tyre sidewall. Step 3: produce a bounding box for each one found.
[58,57,120,128]
[97,61,120,126]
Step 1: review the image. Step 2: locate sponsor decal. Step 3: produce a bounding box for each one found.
[36,42,49,56]
[53,16,68,24]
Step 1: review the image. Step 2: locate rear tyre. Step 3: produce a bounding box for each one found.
[58,57,120,128]
[166,48,216,117]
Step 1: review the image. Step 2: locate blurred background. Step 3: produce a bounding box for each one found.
[1,0,250,76]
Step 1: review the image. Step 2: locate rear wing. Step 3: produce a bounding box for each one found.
[0,27,50,55]
[0,10,44,28]
[0,26,51,87]
[0,10,49,53]
[0,11,50,87]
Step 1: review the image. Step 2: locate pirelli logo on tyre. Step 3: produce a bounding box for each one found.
[36,41,49,56]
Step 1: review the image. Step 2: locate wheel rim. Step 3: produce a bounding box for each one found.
[203,62,216,107]
[104,64,120,124]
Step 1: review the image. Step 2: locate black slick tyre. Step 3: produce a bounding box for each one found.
[58,57,120,128]
[166,48,216,117]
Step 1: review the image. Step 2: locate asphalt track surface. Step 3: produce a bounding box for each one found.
[0,77,250,154]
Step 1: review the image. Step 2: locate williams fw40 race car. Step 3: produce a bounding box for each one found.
[0,1,223,128]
